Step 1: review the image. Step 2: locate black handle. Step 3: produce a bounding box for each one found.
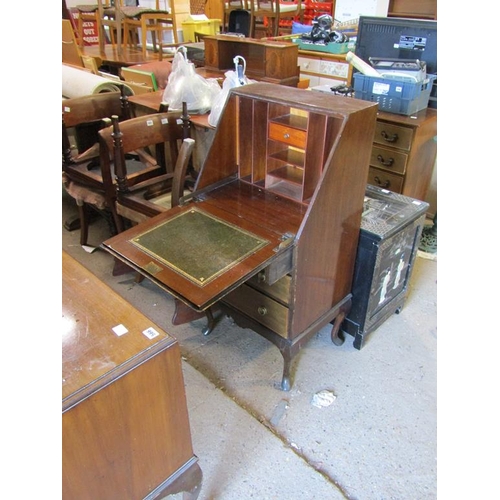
[377,154,394,167]
[381,130,398,143]
[374,176,390,188]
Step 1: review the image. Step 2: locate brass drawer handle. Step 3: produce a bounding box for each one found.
[377,154,394,167]
[374,176,390,188]
[258,306,268,316]
[380,130,398,143]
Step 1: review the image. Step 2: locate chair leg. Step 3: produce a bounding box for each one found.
[77,201,89,246]
[141,19,148,58]
[78,15,85,48]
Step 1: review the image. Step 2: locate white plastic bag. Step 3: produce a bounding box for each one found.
[162,47,221,114]
[208,56,255,127]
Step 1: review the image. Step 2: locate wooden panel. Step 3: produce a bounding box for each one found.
[388,0,437,19]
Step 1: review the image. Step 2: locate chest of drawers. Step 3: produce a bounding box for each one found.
[367,108,437,201]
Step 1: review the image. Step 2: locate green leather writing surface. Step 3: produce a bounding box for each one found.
[131,208,269,286]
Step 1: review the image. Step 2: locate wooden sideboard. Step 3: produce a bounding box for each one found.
[62,252,202,499]
[367,107,437,201]
[203,35,300,86]
[103,83,377,390]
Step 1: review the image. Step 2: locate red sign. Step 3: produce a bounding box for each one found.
[69,8,99,46]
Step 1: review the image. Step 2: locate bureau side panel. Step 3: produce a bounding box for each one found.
[291,105,377,337]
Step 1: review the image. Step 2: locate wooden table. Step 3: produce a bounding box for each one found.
[80,44,161,68]
[62,251,202,499]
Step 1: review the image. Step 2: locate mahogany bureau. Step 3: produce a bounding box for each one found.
[103,83,378,390]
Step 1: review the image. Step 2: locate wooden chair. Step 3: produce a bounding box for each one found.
[122,0,179,61]
[76,1,115,48]
[99,113,217,334]
[98,111,193,233]
[62,89,132,246]
[62,19,84,68]
[249,0,304,37]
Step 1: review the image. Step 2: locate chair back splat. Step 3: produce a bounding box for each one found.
[97,109,195,233]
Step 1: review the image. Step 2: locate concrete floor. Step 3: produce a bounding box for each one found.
[62,188,437,500]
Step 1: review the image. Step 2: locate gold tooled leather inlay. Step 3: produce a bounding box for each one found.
[131,208,269,287]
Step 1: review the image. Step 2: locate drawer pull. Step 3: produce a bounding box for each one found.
[377,154,394,167]
[283,133,290,139]
[257,306,268,316]
[374,176,390,188]
[381,130,398,143]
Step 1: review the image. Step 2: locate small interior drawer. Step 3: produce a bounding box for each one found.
[373,121,413,151]
[370,145,408,175]
[246,272,291,306]
[222,284,289,337]
[268,122,307,149]
[367,167,404,193]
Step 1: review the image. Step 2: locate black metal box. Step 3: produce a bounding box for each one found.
[341,184,429,349]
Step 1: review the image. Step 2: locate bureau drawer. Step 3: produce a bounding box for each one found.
[246,272,291,306]
[374,121,413,151]
[370,145,408,175]
[268,122,307,149]
[223,283,289,337]
[367,167,404,193]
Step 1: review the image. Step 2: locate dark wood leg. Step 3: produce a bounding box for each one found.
[172,299,219,335]
[78,202,88,246]
[280,350,292,392]
[112,258,135,276]
[202,307,215,336]
[172,299,207,325]
[330,300,351,346]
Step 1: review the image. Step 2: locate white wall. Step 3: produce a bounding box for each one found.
[334,0,389,22]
